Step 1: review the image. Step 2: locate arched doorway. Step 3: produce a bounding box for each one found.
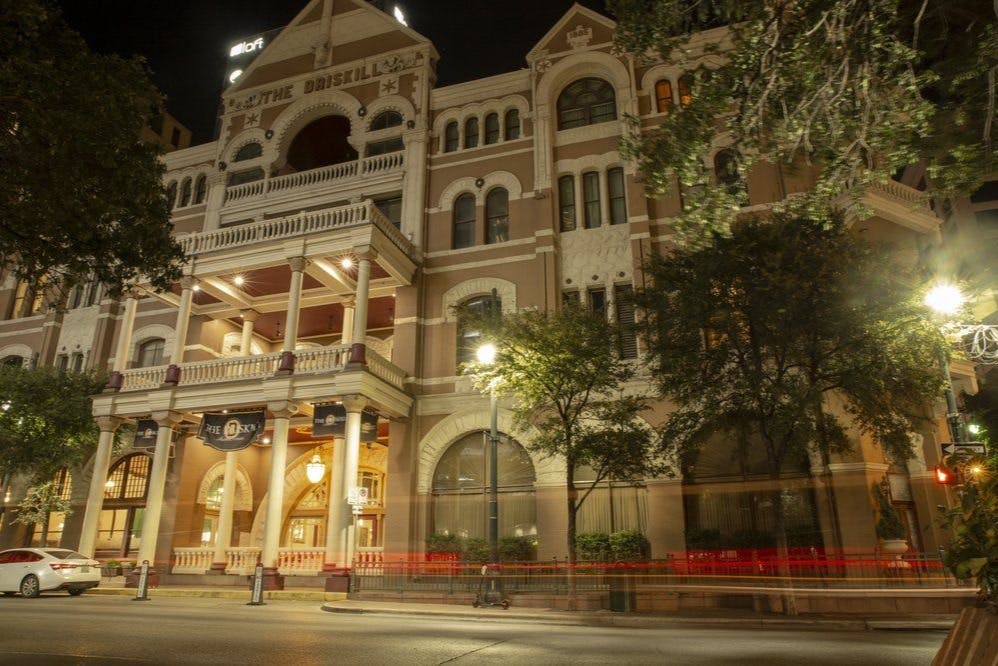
[431,432,536,540]
[286,115,357,172]
[95,453,150,558]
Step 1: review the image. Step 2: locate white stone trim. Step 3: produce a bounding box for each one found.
[441,277,517,322]
[415,404,561,494]
[0,344,33,366]
[433,94,530,153]
[269,88,364,165]
[130,324,175,366]
[196,460,254,512]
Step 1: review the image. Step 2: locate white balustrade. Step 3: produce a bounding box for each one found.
[221,154,404,205]
[870,179,928,206]
[294,345,351,374]
[354,547,384,575]
[171,547,213,574]
[276,547,325,575]
[225,547,261,575]
[120,367,166,391]
[178,353,283,385]
[366,350,406,389]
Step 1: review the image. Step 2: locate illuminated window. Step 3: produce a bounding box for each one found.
[485,188,508,244]
[464,117,479,149]
[456,294,501,367]
[504,109,520,140]
[678,75,692,107]
[104,454,151,501]
[444,121,459,152]
[655,79,673,113]
[557,78,617,130]
[484,113,500,145]
[452,193,476,249]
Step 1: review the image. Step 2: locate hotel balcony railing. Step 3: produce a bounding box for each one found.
[177,199,414,260]
[118,345,405,392]
[223,152,405,205]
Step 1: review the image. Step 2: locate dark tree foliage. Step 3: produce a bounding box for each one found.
[0,0,185,298]
[459,304,660,566]
[609,0,996,243]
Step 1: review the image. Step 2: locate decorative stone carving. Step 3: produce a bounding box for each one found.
[567,25,593,50]
[380,76,399,96]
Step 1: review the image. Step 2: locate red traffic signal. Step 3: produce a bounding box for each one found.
[935,466,958,485]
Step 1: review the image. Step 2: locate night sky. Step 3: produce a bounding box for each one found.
[59,0,608,143]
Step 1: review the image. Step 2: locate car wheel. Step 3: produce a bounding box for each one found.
[68,588,84,596]
[20,575,40,598]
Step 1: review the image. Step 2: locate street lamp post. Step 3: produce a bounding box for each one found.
[476,343,500,566]
[925,284,967,446]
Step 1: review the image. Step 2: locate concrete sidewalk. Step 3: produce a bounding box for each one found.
[83,580,955,631]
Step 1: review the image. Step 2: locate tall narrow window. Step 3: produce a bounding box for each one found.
[464,117,479,149]
[68,284,84,309]
[56,354,69,371]
[444,121,459,152]
[588,287,607,317]
[678,75,692,107]
[485,188,509,244]
[558,175,576,232]
[484,113,500,145]
[193,174,207,204]
[71,352,85,372]
[165,182,177,209]
[374,196,403,228]
[179,178,192,207]
[655,79,673,113]
[85,281,101,307]
[504,109,520,140]
[8,280,28,319]
[608,167,627,225]
[582,171,601,229]
[452,193,476,249]
[614,284,637,359]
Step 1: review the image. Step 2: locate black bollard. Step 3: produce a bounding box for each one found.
[133,560,151,601]
[247,562,265,606]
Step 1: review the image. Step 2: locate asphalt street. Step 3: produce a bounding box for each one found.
[0,594,946,665]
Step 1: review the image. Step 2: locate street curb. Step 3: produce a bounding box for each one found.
[87,587,347,602]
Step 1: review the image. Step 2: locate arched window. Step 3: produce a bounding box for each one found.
[678,75,693,107]
[136,338,165,368]
[369,110,403,131]
[464,117,479,149]
[557,78,617,130]
[485,188,508,244]
[452,193,476,249]
[286,116,356,172]
[165,181,177,209]
[444,121,459,152]
[456,293,500,367]
[179,177,192,207]
[432,432,536,541]
[193,174,207,204]
[1,355,23,367]
[655,79,673,113]
[504,109,520,140]
[233,142,262,162]
[484,113,500,145]
[713,149,748,202]
[98,454,151,557]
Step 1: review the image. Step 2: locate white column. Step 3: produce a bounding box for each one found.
[342,395,366,564]
[211,451,239,569]
[106,295,138,389]
[261,402,297,570]
[77,417,120,557]
[239,309,257,355]
[340,299,355,346]
[278,258,307,372]
[323,437,347,569]
[136,412,181,567]
[350,249,376,347]
[170,277,197,364]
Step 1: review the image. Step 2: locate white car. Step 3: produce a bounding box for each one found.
[0,548,101,597]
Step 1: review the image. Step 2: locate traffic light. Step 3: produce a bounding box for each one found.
[935,465,958,485]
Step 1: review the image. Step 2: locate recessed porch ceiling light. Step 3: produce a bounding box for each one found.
[341,258,353,269]
[233,275,245,286]
[262,436,272,444]
[192,284,200,292]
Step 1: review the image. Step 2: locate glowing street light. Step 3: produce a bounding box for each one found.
[925,283,964,316]
[305,453,326,484]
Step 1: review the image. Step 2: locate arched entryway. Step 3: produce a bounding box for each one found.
[286,115,357,172]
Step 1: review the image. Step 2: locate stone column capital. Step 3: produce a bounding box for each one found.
[267,401,300,419]
[95,416,122,433]
[151,411,184,429]
[342,394,367,414]
[287,256,309,273]
[341,297,356,309]
[179,276,200,291]
[353,246,378,262]
[240,309,259,323]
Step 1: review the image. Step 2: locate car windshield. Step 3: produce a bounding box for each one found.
[44,550,87,560]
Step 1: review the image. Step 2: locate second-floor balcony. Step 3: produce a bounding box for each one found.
[222,152,405,209]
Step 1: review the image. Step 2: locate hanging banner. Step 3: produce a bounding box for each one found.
[198,410,265,452]
[312,403,346,437]
[361,410,379,443]
[133,420,159,451]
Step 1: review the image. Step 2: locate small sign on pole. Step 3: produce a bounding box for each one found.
[247,562,265,606]
[133,560,150,601]
[941,442,987,456]
[348,486,369,507]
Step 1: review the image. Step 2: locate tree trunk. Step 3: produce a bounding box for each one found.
[39,512,50,548]
[770,482,798,616]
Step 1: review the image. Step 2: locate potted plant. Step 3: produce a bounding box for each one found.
[872,482,908,556]
[101,559,122,577]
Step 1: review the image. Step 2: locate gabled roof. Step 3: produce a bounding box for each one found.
[527,2,616,59]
